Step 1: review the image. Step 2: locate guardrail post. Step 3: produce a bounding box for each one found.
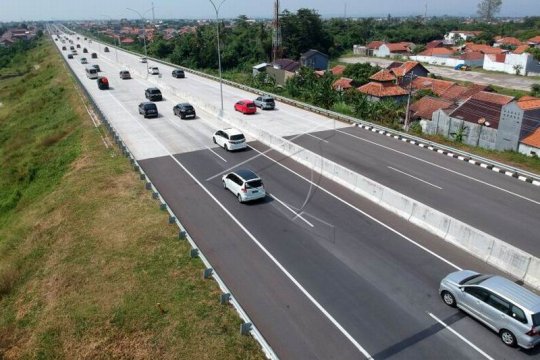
[140,174,146,181]
[152,191,159,199]
[145,182,152,190]
[189,248,199,258]
[220,293,230,305]
[160,203,167,211]
[240,322,252,336]
[168,215,176,224]
[178,230,186,239]
[203,268,213,279]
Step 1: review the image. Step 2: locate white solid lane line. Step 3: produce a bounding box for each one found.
[101,89,373,359]
[270,194,315,228]
[336,129,540,206]
[388,166,443,190]
[428,313,494,360]
[205,146,227,162]
[306,132,330,143]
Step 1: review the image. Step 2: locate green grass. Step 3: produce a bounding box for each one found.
[0,38,264,359]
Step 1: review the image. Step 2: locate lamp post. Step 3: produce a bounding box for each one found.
[209,0,226,114]
[126,7,151,74]
[100,15,119,63]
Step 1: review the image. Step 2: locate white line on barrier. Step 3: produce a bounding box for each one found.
[335,129,540,206]
[427,313,494,360]
[247,144,462,271]
[102,89,373,359]
[388,166,443,190]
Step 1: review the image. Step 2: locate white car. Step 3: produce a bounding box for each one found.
[222,169,266,203]
[140,57,147,63]
[212,128,247,151]
[148,66,159,75]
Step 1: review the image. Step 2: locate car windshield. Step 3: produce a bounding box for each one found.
[183,105,193,110]
[533,313,540,327]
[145,104,157,110]
[149,89,160,94]
[246,180,262,188]
[460,274,491,285]
[230,134,245,141]
[263,98,275,104]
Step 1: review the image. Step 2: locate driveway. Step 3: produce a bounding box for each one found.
[340,56,538,91]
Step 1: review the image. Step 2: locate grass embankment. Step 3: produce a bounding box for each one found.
[0,38,263,359]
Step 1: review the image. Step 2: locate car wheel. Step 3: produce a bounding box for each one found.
[225,144,229,151]
[500,329,517,347]
[213,137,217,144]
[180,114,185,120]
[237,194,243,203]
[441,291,456,307]
[222,180,227,189]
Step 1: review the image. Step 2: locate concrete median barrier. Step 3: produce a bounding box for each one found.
[524,258,540,289]
[445,221,494,261]
[487,241,532,280]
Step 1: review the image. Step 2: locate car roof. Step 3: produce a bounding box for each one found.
[261,95,274,100]
[478,275,540,312]
[176,103,192,107]
[140,101,156,106]
[223,128,243,136]
[147,87,160,91]
[233,169,259,181]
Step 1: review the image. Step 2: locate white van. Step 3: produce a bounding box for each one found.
[85,66,98,79]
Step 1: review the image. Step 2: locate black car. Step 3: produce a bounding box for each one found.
[91,52,98,59]
[138,102,158,118]
[172,69,185,78]
[92,64,101,72]
[145,87,162,101]
[173,103,196,119]
[104,47,109,52]
[67,54,73,59]
[70,45,74,50]
[62,46,66,50]
[76,44,80,48]
[83,48,88,53]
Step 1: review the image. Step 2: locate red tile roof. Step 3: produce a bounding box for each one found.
[410,96,455,120]
[464,43,504,54]
[459,51,484,60]
[370,69,397,82]
[495,37,523,46]
[513,45,529,54]
[450,91,513,129]
[367,41,384,50]
[391,61,425,77]
[332,77,354,90]
[357,82,408,98]
[521,128,540,148]
[440,84,470,101]
[472,91,514,105]
[528,36,540,44]
[330,65,346,76]
[517,96,540,111]
[426,40,444,49]
[385,43,410,53]
[411,76,455,96]
[418,47,454,56]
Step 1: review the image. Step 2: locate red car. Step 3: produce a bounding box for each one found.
[234,100,256,114]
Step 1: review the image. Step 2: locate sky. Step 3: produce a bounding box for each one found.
[0,0,539,22]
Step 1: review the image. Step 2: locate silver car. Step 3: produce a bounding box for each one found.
[440,270,540,349]
[254,95,275,110]
[222,169,265,203]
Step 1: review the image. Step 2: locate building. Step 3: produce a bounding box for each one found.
[265,59,300,86]
[300,49,328,71]
[373,42,413,58]
[519,128,540,157]
[483,52,540,76]
[444,30,482,42]
[357,69,408,102]
[332,77,355,91]
[497,96,540,151]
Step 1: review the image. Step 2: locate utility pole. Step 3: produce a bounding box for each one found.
[272,0,282,62]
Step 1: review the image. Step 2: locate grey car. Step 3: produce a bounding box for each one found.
[440,270,540,349]
[254,95,275,110]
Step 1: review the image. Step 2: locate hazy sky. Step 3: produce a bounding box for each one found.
[1,0,539,22]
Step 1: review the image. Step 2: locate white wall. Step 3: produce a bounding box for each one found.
[410,55,464,67]
[483,53,531,76]
[374,44,391,57]
[518,143,540,157]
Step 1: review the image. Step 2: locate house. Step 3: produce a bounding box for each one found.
[483,52,540,76]
[353,45,367,55]
[252,62,268,77]
[463,43,504,55]
[411,77,455,96]
[0,28,36,46]
[300,49,328,71]
[427,91,514,149]
[498,96,540,151]
[332,77,355,91]
[265,59,300,86]
[329,65,346,76]
[425,40,445,49]
[528,36,540,48]
[513,45,530,55]
[388,61,429,84]
[409,96,456,131]
[356,69,408,102]
[519,128,540,157]
[418,47,454,58]
[494,36,523,48]
[366,41,385,56]
[440,84,487,103]
[374,42,413,58]
[444,30,482,42]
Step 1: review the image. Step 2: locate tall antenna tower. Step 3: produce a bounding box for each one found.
[152,2,155,23]
[272,0,282,62]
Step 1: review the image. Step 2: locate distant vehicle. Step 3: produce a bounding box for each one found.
[61,46,66,50]
[84,37,87,40]
[76,36,80,40]
[148,66,159,75]
[82,48,88,53]
[91,52,97,59]
[91,64,101,72]
[85,66,99,79]
[234,100,256,114]
[80,57,88,64]
[173,103,196,119]
[104,46,109,52]
[119,70,131,79]
[172,69,185,78]
[76,44,80,48]
[254,95,275,110]
[145,87,162,101]
[140,57,147,63]
[67,54,73,59]
[138,102,158,118]
[212,128,247,151]
[222,169,266,203]
[440,270,540,349]
[69,45,74,50]
[97,76,109,90]
[71,50,78,55]
[454,64,470,71]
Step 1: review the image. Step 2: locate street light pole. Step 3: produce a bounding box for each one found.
[209,0,226,114]
[126,7,150,74]
[101,15,119,63]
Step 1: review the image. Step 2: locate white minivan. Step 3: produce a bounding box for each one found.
[85,66,98,79]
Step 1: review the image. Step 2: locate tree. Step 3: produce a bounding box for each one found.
[530,84,540,97]
[342,63,380,85]
[477,0,503,22]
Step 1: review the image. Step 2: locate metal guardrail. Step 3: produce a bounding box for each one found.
[51,31,277,360]
[84,32,540,184]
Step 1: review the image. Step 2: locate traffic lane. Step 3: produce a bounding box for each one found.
[178,145,501,359]
[286,129,540,255]
[138,155,361,360]
[242,141,540,359]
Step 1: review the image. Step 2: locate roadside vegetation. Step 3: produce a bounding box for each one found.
[0,37,263,359]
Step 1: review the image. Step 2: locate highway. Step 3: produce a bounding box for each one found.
[50,27,540,359]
